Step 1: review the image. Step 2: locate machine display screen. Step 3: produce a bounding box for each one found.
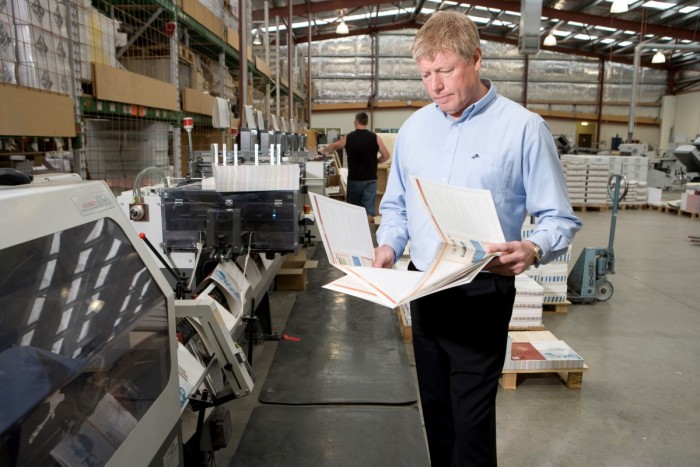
[0,218,171,466]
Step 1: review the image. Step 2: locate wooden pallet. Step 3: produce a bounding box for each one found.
[500,365,588,390]
[508,324,546,331]
[618,203,646,210]
[396,308,412,343]
[501,330,588,390]
[572,204,609,212]
[178,45,196,64]
[543,301,570,313]
[647,204,700,218]
[662,205,700,219]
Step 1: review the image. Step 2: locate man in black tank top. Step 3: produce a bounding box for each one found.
[321,112,390,216]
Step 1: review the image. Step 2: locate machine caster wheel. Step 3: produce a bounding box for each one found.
[596,280,613,301]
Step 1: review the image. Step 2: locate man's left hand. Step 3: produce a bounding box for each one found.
[483,241,537,276]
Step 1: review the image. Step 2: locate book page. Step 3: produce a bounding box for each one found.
[411,177,505,244]
[311,178,505,309]
[309,192,375,266]
[336,266,425,307]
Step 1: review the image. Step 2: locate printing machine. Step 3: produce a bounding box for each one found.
[673,136,700,182]
[0,158,302,465]
[0,173,184,466]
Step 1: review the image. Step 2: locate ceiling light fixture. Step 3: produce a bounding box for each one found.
[610,0,629,13]
[543,33,557,46]
[651,51,666,64]
[252,31,262,45]
[336,19,349,34]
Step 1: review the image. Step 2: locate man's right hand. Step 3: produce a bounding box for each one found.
[373,245,396,268]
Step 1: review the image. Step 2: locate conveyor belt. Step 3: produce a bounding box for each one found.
[258,246,417,405]
[230,405,430,467]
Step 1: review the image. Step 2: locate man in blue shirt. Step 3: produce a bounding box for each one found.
[374,11,581,467]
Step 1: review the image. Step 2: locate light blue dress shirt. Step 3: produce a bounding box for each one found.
[376,79,582,271]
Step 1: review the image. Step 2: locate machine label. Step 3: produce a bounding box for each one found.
[72,191,114,216]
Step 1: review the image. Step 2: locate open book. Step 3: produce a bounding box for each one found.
[308,177,505,308]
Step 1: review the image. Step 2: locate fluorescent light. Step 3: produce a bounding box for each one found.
[336,19,349,34]
[610,0,629,13]
[543,33,557,46]
[680,6,699,13]
[651,51,666,63]
[643,1,675,10]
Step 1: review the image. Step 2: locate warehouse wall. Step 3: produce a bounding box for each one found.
[311,109,662,154]
[311,109,417,136]
[660,91,700,149]
[307,33,667,152]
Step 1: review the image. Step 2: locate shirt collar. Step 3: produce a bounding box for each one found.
[434,79,497,123]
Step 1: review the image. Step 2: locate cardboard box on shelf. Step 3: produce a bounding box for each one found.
[326,174,345,199]
[92,63,179,111]
[0,83,75,136]
[275,251,318,291]
[182,87,216,115]
[180,0,224,39]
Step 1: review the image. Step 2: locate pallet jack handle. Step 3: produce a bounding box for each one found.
[606,174,628,273]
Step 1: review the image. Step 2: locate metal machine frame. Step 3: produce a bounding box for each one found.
[0,175,183,466]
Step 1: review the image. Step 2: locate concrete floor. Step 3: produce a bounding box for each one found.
[208,202,700,467]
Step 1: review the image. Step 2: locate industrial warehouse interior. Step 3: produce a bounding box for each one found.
[1,1,700,466]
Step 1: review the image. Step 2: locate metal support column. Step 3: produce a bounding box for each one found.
[170,21,181,178]
[65,0,85,178]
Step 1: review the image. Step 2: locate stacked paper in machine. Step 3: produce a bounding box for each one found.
[504,331,584,370]
[521,223,572,304]
[510,274,544,328]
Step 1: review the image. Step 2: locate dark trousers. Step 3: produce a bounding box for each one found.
[347,179,378,216]
[409,269,515,467]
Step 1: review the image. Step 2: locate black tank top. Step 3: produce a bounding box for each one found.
[345,129,379,181]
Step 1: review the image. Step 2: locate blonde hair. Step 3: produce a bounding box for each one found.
[412,11,481,63]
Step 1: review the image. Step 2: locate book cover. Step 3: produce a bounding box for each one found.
[510,342,546,361]
[533,340,585,369]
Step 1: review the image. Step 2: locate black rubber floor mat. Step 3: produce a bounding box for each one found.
[229,405,430,467]
[259,246,417,405]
